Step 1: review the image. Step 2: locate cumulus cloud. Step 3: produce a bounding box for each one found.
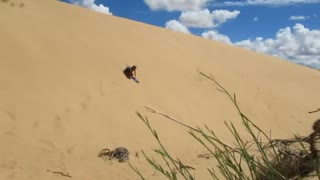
[234,24,320,68]
[165,20,191,34]
[70,0,112,14]
[202,30,232,44]
[289,16,308,20]
[200,24,320,68]
[179,9,240,28]
[214,0,320,6]
[143,0,211,11]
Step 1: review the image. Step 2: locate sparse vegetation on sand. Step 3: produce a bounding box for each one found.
[130,72,320,180]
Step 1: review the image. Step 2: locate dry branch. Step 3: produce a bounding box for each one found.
[144,106,241,153]
[47,169,72,178]
[145,106,197,131]
[309,108,320,114]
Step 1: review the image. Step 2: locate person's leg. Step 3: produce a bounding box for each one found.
[123,68,131,79]
[131,76,139,83]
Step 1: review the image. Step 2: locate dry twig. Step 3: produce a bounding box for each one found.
[309,108,320,114]
[47,169,72,178]
[144,106,246,154]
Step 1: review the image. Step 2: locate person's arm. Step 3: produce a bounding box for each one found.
[133,70,136,77]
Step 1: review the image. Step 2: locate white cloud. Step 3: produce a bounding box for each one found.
[253,17,259,21]
[289,16,308,20]
[143,0,211,11]
[202,30,232,44]
[234,24,320,68]
[200,24,320,68]
[70,0,112,14]
[179,9,240,28]
[165,20,191,34]
[179,9,214,28]
[214,0,320,6]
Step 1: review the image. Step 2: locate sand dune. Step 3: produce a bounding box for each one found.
[1,0,320,179]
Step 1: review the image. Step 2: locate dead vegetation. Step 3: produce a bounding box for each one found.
[98,147,129,163]
[309,108,320,114]
[130,72,320,180]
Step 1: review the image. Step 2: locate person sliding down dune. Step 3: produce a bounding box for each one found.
[123,65,139,83]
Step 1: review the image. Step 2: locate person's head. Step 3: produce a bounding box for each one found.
[132,66,137,70]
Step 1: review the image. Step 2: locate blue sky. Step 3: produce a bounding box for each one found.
[64,0,320,69]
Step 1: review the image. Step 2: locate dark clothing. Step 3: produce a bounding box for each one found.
[123,67,134,79]
[123,66,139,83]
[123,66,136,79]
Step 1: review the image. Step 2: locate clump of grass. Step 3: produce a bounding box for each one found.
[129,71,320,180]
[129,112,196,180]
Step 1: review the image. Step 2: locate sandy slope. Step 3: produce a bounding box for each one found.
[0,0,320,179]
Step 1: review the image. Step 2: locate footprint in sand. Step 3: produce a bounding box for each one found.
[32,121,39,129]
[0,110,17,136]
[80,101,88,110]
[53,114,66,134]
[39,139,56,153]
[0,110,16,121]
[66,147,75,155]
[0,160,18,171]
[54,114,62,121]
[2,125,17,136]
[79,93,92,110]
[1,0,25,7]
[65,107,72,113]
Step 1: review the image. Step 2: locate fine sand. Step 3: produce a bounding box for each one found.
[1,0,320,179]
